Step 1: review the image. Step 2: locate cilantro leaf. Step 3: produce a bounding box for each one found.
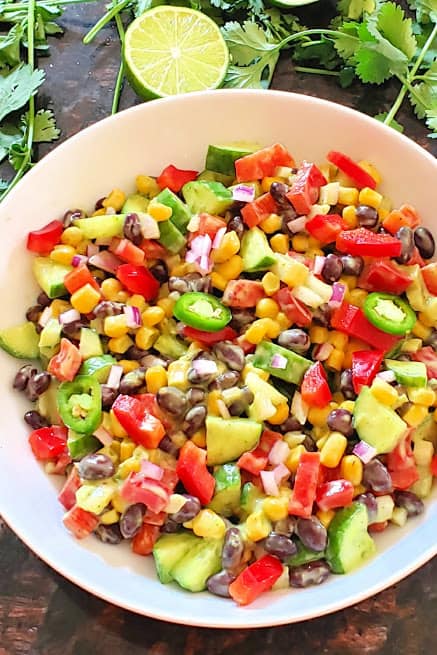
[337,0,376,19]
[0,24,24,68]
[333,22,360,61]
[374,1,417,59]
[0,65,45,123]
[409,79,437,119]
[221,20,278,66]
[374,112,405,132]
[426,110,437,136]
[223,53,279,89]
[354,47,392,82]
[32,109,60,143]
[0,124,23,163]
[408,0,437,23]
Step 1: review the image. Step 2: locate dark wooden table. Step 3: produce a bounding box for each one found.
[1,3,436,653]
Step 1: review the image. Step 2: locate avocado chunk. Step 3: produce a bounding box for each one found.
[205,144,258,176]
[239,481,263,519]
[79,328,103,359]
[240,227,276,272]
[206,415,262,466]
[0,321,40,359]
[38,317,62,360]
[182,180,233,216]
[385,359,427,388]
[36,380,61,425]
[326,502,376,574]
[122,193,150,214]
[287,542,326,568]
[171,537,223,592]
[154,188,191,233]
[153,532,201,584]
[73,214,125,240]
[197,170,234,186]
[153,319,187,359]
[158,219,186,254]
[67,429,100,460]
[208,463,241,517]
[79,354,116,383]
[33,257,72,299]
[353,386,407,454]
[413,414,437,448]
[252,341,312,385]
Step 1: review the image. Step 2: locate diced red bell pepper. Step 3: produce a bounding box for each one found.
[305,214,345,245]
[368,521,388,533]
[176,440,215,505]
[288,452,320,518]
[327,151,377,190]
[301,362,332,408]
[336,228,402,258]
[235,143,295,182]
[157,164,198,193]
[131,524,160,555]
[382,204,420,235]
[28,425,68,461]
[63,505,99,539]
[64,265,101,295]
[351,350,384,394]
[58,466,81,510]
[421,262,437,295]
[195,213,227,239]
[120,471,170,513]
[331,302,400,352]
[286,162,327,215]
[27,220,64,255]
[47,338,82,382]
[274,287,312,327]
[143,509,166,526]
[236,335,256,354]
[318,464,342,485]
[140,239,168,260]
[358,260,412,295]
[51,451,72,475]
[222,279,265,308]
[134,392,174,433]
[389,467,419,490]
[316,479,354,512]
[405,247,426,267]
[112,394,165,448]
[228,554,283,606]
[182,325,237,345]
[241,192,277,229]
[116,263,160,300]
[386,434,418,490]
[431,455,437,477]
[110,238,145,266]
[412,347,437,379]
[237,449,268,475]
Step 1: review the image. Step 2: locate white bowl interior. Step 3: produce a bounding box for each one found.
[0,90,435,628]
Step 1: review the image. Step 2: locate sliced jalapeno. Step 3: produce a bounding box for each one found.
[57,374,102,435]
[363,292,416,335]
[173,292,232,332]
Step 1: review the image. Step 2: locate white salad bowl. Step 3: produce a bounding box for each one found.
[0,90,435,628]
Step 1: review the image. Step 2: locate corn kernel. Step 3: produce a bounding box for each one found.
[358,187,383,209]
[191,428,206,448]
[325,348,344,371]
[142,306,165,327]
[320,432,347,467]
[101,277,123,301]
[263,496,289,521]
[207,389,221,416]
[75,239,91,255]
[170,262,197,277]
[338,186,359,206]
[332,392,344,404]
[50,299,70,318]
[291,234,309,253]
[120,440,136,461]
[407,387,435,407]
[316,509,335,528]
[110,409,128,438]
[418,311,435,328]
[260,213,282,234]
[211,231,240,263]
[262,271,280,296]
[348,288,368,308]
[242,362,269,382]
[256,298,279,319]
[100,509,120,525]
[342,205,358,229]
[261,177,283,193]
[148,201,172,222]
[136,174,160,197]
[370,378,398,407]
[167,360,190,390]
[358,160,381,186]
[118,359,140,374]
[353,484,367,498]
[145,365,168,394]
[210,272,227,291]
[308,404,332,428]
[104,314,129,338]
[215,255,243,281]
[403,404,429,428]
[340,455,363,486]
[61,226,84,247]
[49,244,76,265]
[70,283,101,314]
[112,492,130,514]
[127,294,148,311]
[285,445,306,473]
[157,297,175,318]
[328,330,349,350]
[276,311,291,330]
[108,334,133,354]
[192,509,226,539]
[136,326,159,350]
[92,208,106,216]
[316,434,329,450]
[245,319,268,345]
[245,510,272,542]
[270,233,289,254]
[103,188,126,212]
[412,320,431,340]
[268,402,289,425]
[340,400,355,413]
[309,326,329,344]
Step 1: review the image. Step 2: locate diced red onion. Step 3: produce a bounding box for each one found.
[329,282,346,308]
[106,365,123,389]
[271,353,288,370]
[89,251,123,274]
[232,184,255,203]
[59,308,81,325]
[94,236,112,246]
[140,459,164,481]
[313,255,326,275]
[376,370,396,383]
[287,216,307,233]
[217,399,231,420]
[38,306,53,327]
[199,254,212,273]
[72,254,88,267]
[353,440,377,464]
[139,213,160,239]
[291,390,308,425]
[191,234,212,256]
[212,226,227,250]
[185,249,199,264]
[93,425,113,446]
[123,304,142,328]
[260,470,279,497]
[86,243,99,257]
[314,342,334,362]
[268,440,290,466]
[192,359,218,375]
[273,462,290,484]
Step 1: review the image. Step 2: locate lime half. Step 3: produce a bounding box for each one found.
[123,6,229,100]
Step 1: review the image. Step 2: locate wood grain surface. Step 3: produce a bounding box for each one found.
[0,2,436,653]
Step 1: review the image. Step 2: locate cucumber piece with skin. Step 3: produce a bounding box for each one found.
[240,227,276,272]
[154,188,191,233]
[158,219,186,253]
[153,532,200,584]
[33,257,72,299]
[171,537,223,592]
[205,144,258,176]
[73,214,125,240]
[0,321,40,359]
[208,463,241,517]
[326,502,376,574]
[79,328,103,359]
[182,180,233,216]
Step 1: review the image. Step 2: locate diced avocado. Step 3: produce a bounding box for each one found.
[206,415,262,466]
[0,321,40,359]
[73,214,125,240]
[33,257,72,299]
[182,180,233,216]
[122,193,150,214]
[36,380,61,425]
[409,466,433,498]
[79,328,103,360]
[405,264,437,323]
[385,359,427,388]
[240,227,276,272]
[413,414,437,447]
[353,386,407,454]
[197,170,234,186]
[79,354,116,383]
[245,371,288,422]
[252,341,312,385]
[154,188,191,233]
[205,144,257,176]
[208,463,241,517]
[153,532,201,584]
[75,480,116,514]
[158,219,186,254]
[171,537,223,592]
[326,502,376,574]
[67,429,100,460]
[239,481,263,518]
[38,318,62,360]
[287,542,326,567]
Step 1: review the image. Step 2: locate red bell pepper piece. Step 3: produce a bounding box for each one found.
[58,466,81,510]
[305,214,345,245]
[421,262,437,295]
[369,521,388,533]
[288,452,320,518]
[235,143,295,182]
[195,213,227,239]
[112,394,165,448]
[241,192,277,229]
[176,440,215,505]
[110,238,145,266]
[274,287,312,327]
[120,470,170,513]
[236,335,256,355]
[286,162,327,215]
[301,362,332,408]
[182,325,238,346]
[222,279,265,308]
[228,554,283,606]
[405,247,426,267]
[116,263,160,300]
[386,434,419,490]
[331,302,400,352]
[336,228,402,258]
[237,449,268,475]
[351,350,384,394]
[316,479,354,512]
[358,260,412,295]
[412,347,437,379]
[140,239,168,260]
[28,425,68,461]
[63,505,99,539]
[64,265,101,295]
[431,455,437,477]
[143,509,166,526]
[131,524,160,555]
[389,468,419,490]
[382,204,420,235]
[327,151,377,190]
[47,338,82,382]
[27,219,64,255]
[157,164,198,193]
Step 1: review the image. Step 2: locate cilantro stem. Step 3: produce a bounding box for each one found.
[274,29,355,52]
[294,66,340,77]
[1,0,96,11]
[111,0,125,115]
[83,0,130,45]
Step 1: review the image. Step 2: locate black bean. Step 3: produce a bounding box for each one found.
[13,365,37,391]
[62,320,86,338]
[185,273,211,293]
[296,517,327,552]
[187,387,206,406]
[125,345,149,361]
[230,309,255,331]
[289,561,330,588]
[157,386,188,417]
[169,495,201,524]
[168,276,189,294]
[302,435,317,452]
[321,254,343,283]
[227,215,245,239]
[77,453,115,480]
[425,329,437,352]
[24,410,48,429]
[26,304,43,323]
[161,518,179,533]
[26,372,51,401]
[158,435,180,457]
[63,208,85,227]
[414,227,435,259]
[227,387,254,416]
[264,532,297,560]
[94,523,123,545]
[183,405,207,435]
[281,208,298,235]
[327,408,354,437]
[93,300,125,318]
[119,503,146,539]
[340,368,356,400]
[356,205,378,228]
[341,255,364,277]
[187,367,215,386]
[356,492,378,523]
[123,213,143,245]
[363,459,393,494]
[94,197,105,211]
[141,354,169,369]
[273,517,296,536]
[36,291,51,307]
[207,570,236,597]
[394,490,424,517]
[222,527,244,570]
[278,329,310,354]
[279,416,302,433]
[119,368,146,395]
[395,226,414,264]
[209,371,240,391]
[213,341,245,371]
[312,304,331,327]
[149,260,169,284]
[270,182,290,208]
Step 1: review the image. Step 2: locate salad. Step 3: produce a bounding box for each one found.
[2,142,437,606]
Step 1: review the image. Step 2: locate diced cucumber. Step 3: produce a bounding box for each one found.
[409,466,433,498]
[171,537,223,592]
[208,463,241,517]
[38,318,62,360]
[326,502,376,574]
[158,220,186,254]
[287,542,326,567]
[67,429,100,460]
[374,495,394,523]
[122,193,150,214]
[197,170,235,186]
[79,354,116,382]
[33,257,72,299]
[252,341,312,385]
[182,180,233,216]
[206,415,262,466]
[240,227,276,272]
[0,321,40,359]
[79,328,103,359]
[154,188,191,233]
[36,380,61,425]
[205,144,257,176]
[353,386,407,454]
[239,482,263,518]
[385,359,427,388]
[73,214,125,240]
[153,532,200,584]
